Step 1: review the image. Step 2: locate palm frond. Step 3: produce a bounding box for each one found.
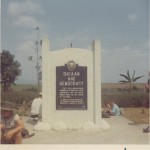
[132,70,135,80]
[127,70,131,80]
[120,74,130,80]
[133,76,144,82]
[119,80,130,84]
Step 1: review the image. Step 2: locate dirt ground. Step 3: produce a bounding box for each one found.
[123,107,149,124]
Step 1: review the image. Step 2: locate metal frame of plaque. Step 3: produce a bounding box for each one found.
[56,60,87,110]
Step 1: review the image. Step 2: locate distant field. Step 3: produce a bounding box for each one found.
[102,83,145,89]
[11,83,145,90]
[11,84,40,90]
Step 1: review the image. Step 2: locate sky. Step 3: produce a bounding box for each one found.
[1,0,149,84]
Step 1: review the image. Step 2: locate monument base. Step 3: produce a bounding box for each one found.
[34,122,51,131]
[34,120,110,131]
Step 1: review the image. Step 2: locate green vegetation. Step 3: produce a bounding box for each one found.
[102,91,149,108]
[10,84,39,91]
[1,50,22,91]
[1,83,149,122]
[1,84,41,116]
[119,70,144,92]
[102,83,149,108]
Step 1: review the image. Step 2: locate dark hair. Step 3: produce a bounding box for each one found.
[148,78,150,84]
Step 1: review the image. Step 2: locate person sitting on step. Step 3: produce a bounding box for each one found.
[0,101,24,144]
[106,99,120,116]
[31,92,42,121]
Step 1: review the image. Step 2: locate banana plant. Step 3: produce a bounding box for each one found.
[119,70,144,92]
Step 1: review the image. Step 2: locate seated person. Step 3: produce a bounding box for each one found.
[143,125,149,133]
[0,101,24,144]
[31,92,42,120]
[145,74,150,93]
[106,99,120,116]
[102,103,111,118]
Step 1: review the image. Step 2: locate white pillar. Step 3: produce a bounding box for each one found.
[42,38,50,122]
[91,40,102,124]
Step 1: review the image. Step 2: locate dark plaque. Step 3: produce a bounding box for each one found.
[56,60,87,110]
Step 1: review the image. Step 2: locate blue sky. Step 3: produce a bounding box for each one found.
[1,0,149,84]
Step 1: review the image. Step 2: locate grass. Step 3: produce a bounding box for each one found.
[102,83,149,124]
[123,107,149,124]
[11,84,40,91]
[102,83,145,90]
[1,84,40,116]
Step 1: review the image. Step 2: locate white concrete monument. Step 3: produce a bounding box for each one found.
[34,39,109,130]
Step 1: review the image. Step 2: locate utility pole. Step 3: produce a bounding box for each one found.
[35,26,40,87]
[28,26,42,88]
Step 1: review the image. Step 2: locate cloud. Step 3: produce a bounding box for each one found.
[128,13,138,23]
[51,29,93,50]
[7,0,44,28]
[103,46,132,57]
[13,15,38,28]
[8,0,43,17]
[15,41,36,56]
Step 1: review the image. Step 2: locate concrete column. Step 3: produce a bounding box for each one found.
[42,38,50,122]
[91,40,102,124]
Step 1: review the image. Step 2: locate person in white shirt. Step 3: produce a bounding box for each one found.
[106,99,120,116]
[31,92,42,120]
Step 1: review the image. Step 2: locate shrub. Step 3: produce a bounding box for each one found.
[1,89,37,104]
[1,87,39,116]
[132,85,138,91]
[102,91,149,108]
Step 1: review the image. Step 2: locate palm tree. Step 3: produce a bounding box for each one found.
[119,70,144,92]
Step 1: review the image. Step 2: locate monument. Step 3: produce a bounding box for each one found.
[34,38,109,130]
